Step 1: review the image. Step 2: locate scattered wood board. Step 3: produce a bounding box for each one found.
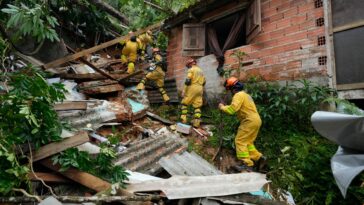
[54,101,87,111]
[40,158,111,192]
[146,111,173,125]
[31,132,89,162]
[28,172,71,183]
[43,22,162,69]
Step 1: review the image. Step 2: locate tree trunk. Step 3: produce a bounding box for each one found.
[88,0,129,26]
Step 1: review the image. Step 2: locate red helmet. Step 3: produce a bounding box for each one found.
[224,77,239,90]
[152,47,160,53]
[186,58,197,67]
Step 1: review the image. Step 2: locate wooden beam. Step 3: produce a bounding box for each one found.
[43,22,162,69]
[146,111,173,125]
[201,0,250,23]
[40,158,111,192]
[54,101,87,111]
[58,73,126,80]
[333,19,364,33]
[28,172,71,183]
[337,82,364,90]
[31,132,89,162]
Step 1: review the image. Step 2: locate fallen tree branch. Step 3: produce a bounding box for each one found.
[143,0,175,15]
[86,0,129,26]
[0,195,162,203]
[28,142,58,197]
[11,188,41,202]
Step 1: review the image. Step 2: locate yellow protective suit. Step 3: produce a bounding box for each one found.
[121,40,138,74]
[137,33,153,60]
[220,91,262,167]
[181,65,205,127]
[136,54,170,102]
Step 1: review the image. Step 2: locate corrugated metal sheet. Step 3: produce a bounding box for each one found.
[58,100,132,130]
[147,78,179,103]
[126,173,268,199]
[115,131,187,175]
[114,129,187,175]
[159,151,223,176]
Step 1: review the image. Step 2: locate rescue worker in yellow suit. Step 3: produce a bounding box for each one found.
[137,30,153,61]
[136,48,170,104]
[219,77,263,172]
[180,58,206,128]
[121,35,138,74]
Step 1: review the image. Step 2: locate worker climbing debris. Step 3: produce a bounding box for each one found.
[121,34,138,74]
[219,77,264,172]
[137,30,154,61]
[137,47,170,104]
[180,58,206,128]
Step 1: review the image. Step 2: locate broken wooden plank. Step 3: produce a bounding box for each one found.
[59,73,126,80]
[32,132,89,162]
[66,46,120,82]
[28,172,71,183]
[82,84,124,94]
[54,101,87,111]
[146,111,173,125]
[78,80,124,94]
[43,22,162,69]
[40,158,111,192]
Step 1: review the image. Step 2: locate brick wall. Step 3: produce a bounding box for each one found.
[166,0,328,90]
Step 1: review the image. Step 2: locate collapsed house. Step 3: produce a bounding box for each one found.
[0,21,295,204]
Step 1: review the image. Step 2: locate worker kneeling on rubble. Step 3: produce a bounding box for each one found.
[121,35,138,74]
[180,58,206,128]
[136,48,170,104]
[219,77,263,171]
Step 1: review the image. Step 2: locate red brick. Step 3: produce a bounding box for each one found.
[298,3,314,14]
[262,22,277,32]
[276,1,291,12]
[254,32,271,42]
[284,42,302,52]
[270,13,284,22]
[287,60,302,69]
[270,0,284,8]
[291,0,307,7]
[299,20,316,31]
[314,8,324,18]
[284,31,308,42]
[269,28,285,39]
[262,7,278,18]
[276,18,292,28]
[283,6,298,18]
[307,27,325,37]
[284,24,300,35]
[291,15,307,25]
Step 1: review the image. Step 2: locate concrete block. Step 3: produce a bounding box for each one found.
[176,122,191,134]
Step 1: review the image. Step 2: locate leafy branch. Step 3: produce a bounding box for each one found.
[1,3,60,42]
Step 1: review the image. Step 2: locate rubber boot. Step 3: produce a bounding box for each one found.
[127,62,135,74]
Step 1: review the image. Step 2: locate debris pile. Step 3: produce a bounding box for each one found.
[0,28,286,205]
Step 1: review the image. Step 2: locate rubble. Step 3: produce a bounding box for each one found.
[0,22,282,205]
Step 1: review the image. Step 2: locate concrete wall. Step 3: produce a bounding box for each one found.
[166,0,329,93]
